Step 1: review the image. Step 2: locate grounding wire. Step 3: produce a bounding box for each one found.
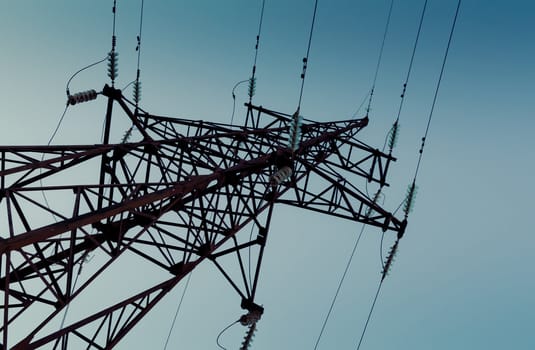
[296,0,319,110]
[313,223,367,349]
[365,0,394,118]
[163,272,193,350]
[216,320,239,350]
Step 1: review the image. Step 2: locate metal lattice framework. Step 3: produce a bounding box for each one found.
[0,85,406,349]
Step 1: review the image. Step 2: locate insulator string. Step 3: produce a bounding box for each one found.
[110,0,118,87]
[133,0,145,109]
[354,3,462,348]
[248,0,266,103]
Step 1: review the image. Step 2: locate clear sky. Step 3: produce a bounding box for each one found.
[1,0,534,349]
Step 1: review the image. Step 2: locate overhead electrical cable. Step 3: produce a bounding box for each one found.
[230,0,267,125]
[365,0,394,118]
[382,0,429,155]
[247,0,266,103]
[108,0,119,87]
[216,320,240,350]
[312,224,367,349]
[355,2,462,349]
[412,0,462,183]
[312,2,397,347]
[163,273,193,350]
[133,0,145,110]
[230,79,249,125]
[296,0,319,111]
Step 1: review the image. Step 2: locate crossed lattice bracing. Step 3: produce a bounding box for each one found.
[0,85,405,349]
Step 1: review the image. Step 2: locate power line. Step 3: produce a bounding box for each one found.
[365,0,395,118]
[297,0,320,111]
[355,279,383,350]
[133,0,145,109]
[383,0,429,155]
[216,320,239,350]
[248,0,266,103]
[354,2,463,348]
[313,223,367,349]
[413,0,462,182]
[163,273,193,350]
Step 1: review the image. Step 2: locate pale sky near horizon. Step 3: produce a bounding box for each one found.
[0,1,534,349]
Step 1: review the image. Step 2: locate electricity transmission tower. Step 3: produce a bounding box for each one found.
[0,84,406,349]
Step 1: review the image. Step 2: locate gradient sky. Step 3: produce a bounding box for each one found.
[1,1,534,349]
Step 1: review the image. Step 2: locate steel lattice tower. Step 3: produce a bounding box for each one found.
[0,85,406,349]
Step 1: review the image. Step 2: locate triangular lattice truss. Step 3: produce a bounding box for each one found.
[0,85,405,349]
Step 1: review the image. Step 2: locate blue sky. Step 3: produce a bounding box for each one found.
[0,0,534,349]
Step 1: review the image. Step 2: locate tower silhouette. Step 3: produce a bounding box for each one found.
[0,84,406,349]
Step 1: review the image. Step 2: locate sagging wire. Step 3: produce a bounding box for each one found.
[216,320,240,350]
[364,0,394,119]
[231,79,250,125]
[163,272,193,350]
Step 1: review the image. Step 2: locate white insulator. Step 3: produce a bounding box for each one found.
[287,111,303,151]
[68,89,97,105]
[270,166,292,186]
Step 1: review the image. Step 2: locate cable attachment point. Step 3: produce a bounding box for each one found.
[107,51,119,83]
[67,89,97,105]
[270,166,292,187]
[381,239,399,281]
[240,299,263,325]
